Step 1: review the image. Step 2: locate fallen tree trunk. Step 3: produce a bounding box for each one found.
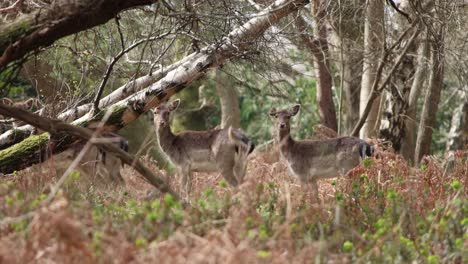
[0,0,309,173]
[0,103,179,199]
[0,57,185,149]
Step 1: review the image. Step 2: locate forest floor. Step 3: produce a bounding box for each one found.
[0,148,466,263]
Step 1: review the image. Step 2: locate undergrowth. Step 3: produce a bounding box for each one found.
[0,150,466,263]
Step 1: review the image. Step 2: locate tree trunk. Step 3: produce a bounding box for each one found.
[311,1,337,131]
[0,0,308,173]
[215,70,240,129]
[446,87,468,151]
[401,36,429,161]
[359,0,385,139]
[295,6,337,131]
[414,35,445,163]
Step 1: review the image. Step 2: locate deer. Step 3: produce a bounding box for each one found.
[0,97,41,112]
[54,132,129,183]
[152,99,255,199]
[0,97,42,129]
[269,104,374,202]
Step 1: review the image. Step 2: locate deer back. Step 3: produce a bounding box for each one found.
[281,136,370,180]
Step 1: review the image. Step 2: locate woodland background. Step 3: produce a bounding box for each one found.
[0,0,466,263]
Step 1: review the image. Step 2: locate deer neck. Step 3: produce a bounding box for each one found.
[156,124,176,148]
[278,127,294,149]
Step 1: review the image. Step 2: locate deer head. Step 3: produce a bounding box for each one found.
[1,98,13,106]
[269,104,300,135]
[22,98,39,111]
[0,98,41,110]
[153,99,180,128]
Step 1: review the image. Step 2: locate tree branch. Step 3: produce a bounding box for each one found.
[0,0,155,69]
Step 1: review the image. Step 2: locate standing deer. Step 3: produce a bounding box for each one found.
[269,104,374,202]
[55,132,128,183]
[0,97,42,128]
[153,99,255,198]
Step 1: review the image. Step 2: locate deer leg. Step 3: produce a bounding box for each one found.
[233,144,249,184]
[178,164,192,200]
[310,178,320,203]
[232,158,247,184]
[215,153,239,187]
[185,170,193,199]
[305,178,320,205]
[108,162,124,183]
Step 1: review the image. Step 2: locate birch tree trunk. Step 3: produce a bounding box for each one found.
[0,0,308,173]
[215,70,240,129]
[446,87,468,151]
[359,0,385,139]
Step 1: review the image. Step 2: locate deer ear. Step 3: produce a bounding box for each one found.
[290,104,300,116]
[1,98,13,105]
[169,99,180,111]
[25,99,34,109]
[269,107,277,117]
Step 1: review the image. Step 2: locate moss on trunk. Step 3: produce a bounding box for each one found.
[0,105,128,174]
[0,133,49,173]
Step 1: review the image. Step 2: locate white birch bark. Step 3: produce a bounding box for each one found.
[359,0,385,139]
